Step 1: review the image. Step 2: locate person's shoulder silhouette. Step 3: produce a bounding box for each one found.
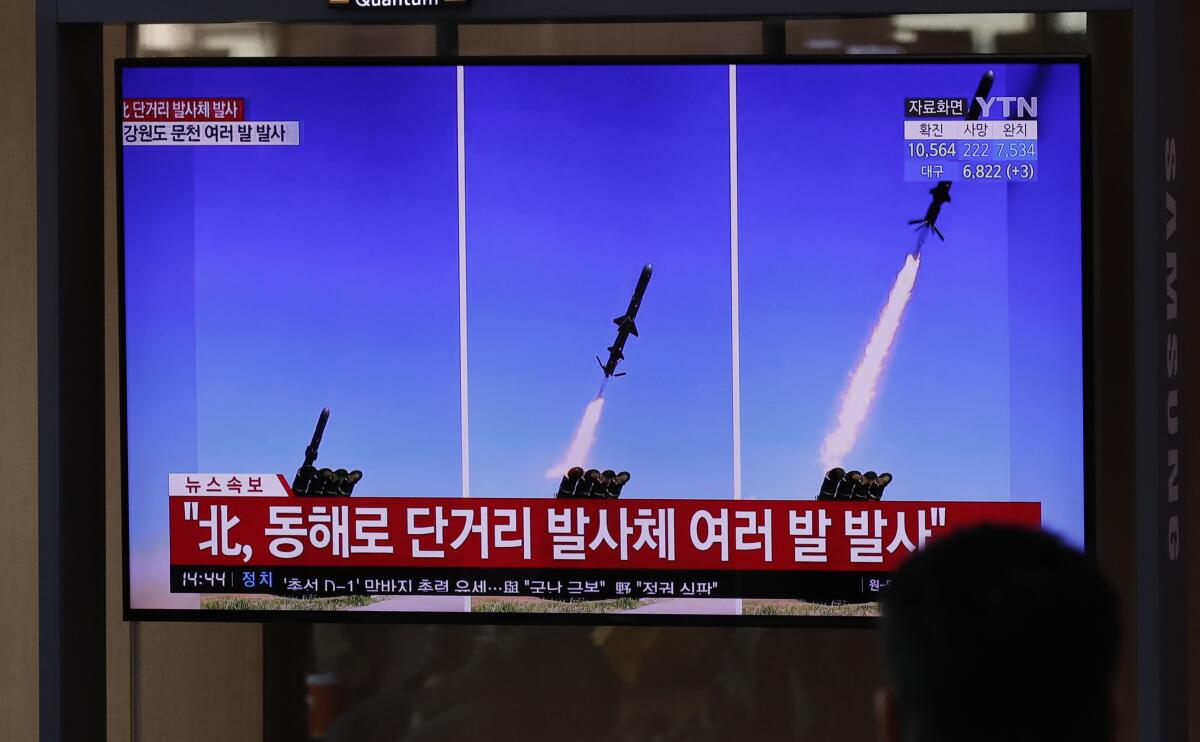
[878,525,1120,742]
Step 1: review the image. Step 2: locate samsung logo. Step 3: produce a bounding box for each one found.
[1164,135,1181,561]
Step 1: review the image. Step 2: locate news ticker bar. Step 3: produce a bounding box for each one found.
[123,97,246,122]
[905,142,1038,162]
[904,120,1037,140]
[169,495,1040,572]
[122,121,300,146]
[904,160,1038,183]
[171,565,893,603]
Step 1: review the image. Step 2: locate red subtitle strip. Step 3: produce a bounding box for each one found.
[122,98,245,122]
[170,496,1040,572]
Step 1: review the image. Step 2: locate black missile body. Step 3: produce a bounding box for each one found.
[911,182,953,241]
[293,408,330,494]
[909,70,995,248]
[598,264,653,379]
[304,407,330,468]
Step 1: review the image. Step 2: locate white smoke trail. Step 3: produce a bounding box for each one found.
[820,253,922,470]
[545,395,606,478]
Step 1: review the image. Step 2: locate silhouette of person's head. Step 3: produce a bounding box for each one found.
[878,525,1120,742]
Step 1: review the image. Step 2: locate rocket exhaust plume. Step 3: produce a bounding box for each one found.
[546,393,606,478]
[820,253,921,470]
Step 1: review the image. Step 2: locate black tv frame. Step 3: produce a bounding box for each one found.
[117,54,1093,628]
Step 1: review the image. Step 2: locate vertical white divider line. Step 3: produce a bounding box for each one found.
[457,66,470,501]
[457,66,471,613]
[729,64,744,616]
[729,64,742,504]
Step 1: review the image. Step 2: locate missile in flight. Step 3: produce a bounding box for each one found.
[598,263,653,379]
[909,70,995,251]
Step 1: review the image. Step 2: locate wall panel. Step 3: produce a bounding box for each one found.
[0,0,41,738]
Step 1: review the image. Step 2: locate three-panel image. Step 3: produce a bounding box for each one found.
[122,60,1086,616]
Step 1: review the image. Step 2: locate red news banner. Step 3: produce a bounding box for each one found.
[122,97,245,121]
[169,480,1039,573]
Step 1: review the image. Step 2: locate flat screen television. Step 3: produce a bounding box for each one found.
[119,57,1089,623]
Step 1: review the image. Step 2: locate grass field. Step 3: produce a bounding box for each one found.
[741,599,880,617]
[200,594,375,611]
[197,594,878,616]
[471,596,647,614]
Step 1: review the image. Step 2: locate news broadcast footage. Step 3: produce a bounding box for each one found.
[121,60,1085,619]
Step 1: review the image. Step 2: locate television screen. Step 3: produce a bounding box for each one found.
[120,58,1087,621]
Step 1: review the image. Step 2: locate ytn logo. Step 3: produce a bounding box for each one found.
[975,96,1038,119]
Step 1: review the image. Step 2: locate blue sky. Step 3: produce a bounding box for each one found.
[736,63,1083,546]
[462,65,735,500]
[123,66,464,566]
